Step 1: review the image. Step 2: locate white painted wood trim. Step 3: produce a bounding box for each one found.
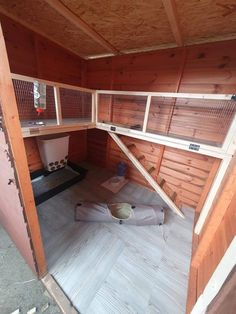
[191,236,236,314]
[109,132,185,218]
[54,86,62,125]
[22,123,95,138]
[12,73,95,93]
[95,92,98,124]
[222,112,236,154]
[98,123,230,159]
[142,95,151,133]
[96,90,233,100]
[194,157,231,234]
[91,93,95,123]
[42,274,78,314]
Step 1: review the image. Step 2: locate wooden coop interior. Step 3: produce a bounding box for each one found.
[0,1,236,313]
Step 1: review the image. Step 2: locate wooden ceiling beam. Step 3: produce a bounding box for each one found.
[162,0,183,46]
[44,0,119,55]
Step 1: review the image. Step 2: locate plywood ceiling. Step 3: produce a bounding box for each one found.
[61,0,175,51]
[0,0,236,59]
[176,0,236,43]
[0,0,106,57]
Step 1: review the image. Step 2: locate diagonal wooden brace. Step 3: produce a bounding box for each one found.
[109,132,184,218]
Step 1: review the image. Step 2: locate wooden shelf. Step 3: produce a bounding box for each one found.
[22,121,95,138]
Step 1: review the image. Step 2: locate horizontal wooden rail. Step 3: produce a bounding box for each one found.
[12,73,95,94]
[97,89,233,100]
[21,123,95,138]
[97,123,231,159]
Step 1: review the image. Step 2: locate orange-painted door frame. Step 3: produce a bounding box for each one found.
[0,22,46,277]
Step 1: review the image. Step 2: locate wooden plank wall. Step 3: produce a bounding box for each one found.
[187,155,236,313]
[106,135,218,209]
[87,40,236,94]
[0,14,88,171]
[107,135,164,187]
[87,40,236,211]
[24,137,43,172]
[159,147,217,209]
[0,14,85,85]
[87,47,185,91]
[87,129,108,168]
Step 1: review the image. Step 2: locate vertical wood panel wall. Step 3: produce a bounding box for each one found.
[0,14,85,86]
[187,156,236,313]
[87,40,236,93]
[0,14,88,171]
[86,40,236,212]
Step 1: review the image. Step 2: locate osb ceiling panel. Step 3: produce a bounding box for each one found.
[61,0,175,51]
[176,0,236,43]
[0,0,107,57]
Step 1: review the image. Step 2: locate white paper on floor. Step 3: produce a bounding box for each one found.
[101,176,128,193]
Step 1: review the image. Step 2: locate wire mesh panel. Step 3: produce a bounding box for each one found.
[60,88,92,124]
[13,79,57,127]
[147,96,236,146]
[98,94,147,130]
[147,96,176,135]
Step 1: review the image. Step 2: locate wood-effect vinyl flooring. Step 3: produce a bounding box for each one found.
[37,162,194,314]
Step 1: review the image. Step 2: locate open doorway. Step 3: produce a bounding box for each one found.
[26,129,195,313]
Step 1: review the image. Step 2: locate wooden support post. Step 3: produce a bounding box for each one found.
[222,113,236,154]
[0,24,46,276]
[54,86,62,125]
[142,95,152,133]
[194,157,231,234]
[109,132,184,218]
[94,92,98,123]
[91,92,96,123]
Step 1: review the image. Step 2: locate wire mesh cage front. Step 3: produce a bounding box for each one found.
[60,88,92,124]
[147,96,236,146]
[98,94,147,130]
[98,93,236,147]
[13,79,57,127]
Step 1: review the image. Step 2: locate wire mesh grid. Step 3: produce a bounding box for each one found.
[147,96,236,146]
[98,94,147,130]
[13,79,56,122]
[60,88,92,122]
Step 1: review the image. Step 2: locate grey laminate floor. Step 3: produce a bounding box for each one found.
[37,162,194,314]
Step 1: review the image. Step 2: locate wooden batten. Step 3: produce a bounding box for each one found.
[44,0,119,55]
[162,0,183,46]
